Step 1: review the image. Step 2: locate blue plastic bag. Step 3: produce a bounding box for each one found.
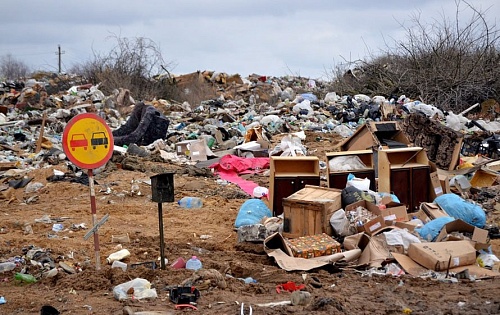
[234,199,272,228]
[434,194,486,228]
[415,216,455,241]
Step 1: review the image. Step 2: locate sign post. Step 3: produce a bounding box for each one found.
[62,113,114,270]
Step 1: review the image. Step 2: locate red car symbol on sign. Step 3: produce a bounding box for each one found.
[70,133,88,151]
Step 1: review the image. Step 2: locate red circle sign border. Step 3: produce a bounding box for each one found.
[62,113,114,170]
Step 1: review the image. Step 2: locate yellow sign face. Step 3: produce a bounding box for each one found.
[62,113,114,169]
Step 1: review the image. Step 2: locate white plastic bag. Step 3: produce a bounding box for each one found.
[113,278,157,301]
[328,156,368,172]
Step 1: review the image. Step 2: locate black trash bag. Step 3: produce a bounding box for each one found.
[40,305,60,315]
[113,102,170,147]
[341,186,376,208]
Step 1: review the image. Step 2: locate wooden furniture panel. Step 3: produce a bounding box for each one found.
[269,156,320,216]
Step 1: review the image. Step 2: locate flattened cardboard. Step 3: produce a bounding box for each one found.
[263,232,361,271]
[421,202,449,220]
[392,252,428,276]
[394,253,500,279]
[435,219,489,250]
[407,241,476,271]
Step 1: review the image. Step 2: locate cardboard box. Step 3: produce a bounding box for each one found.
[284,233,341,259]
[235,139,270,158]
[407,241,477,271]
[435,219,489,250]
[345,199,407,235]
[438,174,451,194]
[412,208,430,224]
[429,172,444,200]
[394,220,420,231]
[282,186,342,238]
[470,169,499,188]
[176,139,197,156]
[421,203,449,220]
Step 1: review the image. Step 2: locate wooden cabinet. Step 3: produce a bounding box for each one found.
[326,150,376,191]
[269,157,320,216]
[378,147,430,212]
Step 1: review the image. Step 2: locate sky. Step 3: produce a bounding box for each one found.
[1,0,498,80]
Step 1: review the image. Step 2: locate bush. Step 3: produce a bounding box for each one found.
[71,35,173,102]
[330,0,500,112]
[0,54,30,80]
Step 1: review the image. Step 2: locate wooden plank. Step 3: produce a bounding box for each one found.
[35,112,47,153]
[0,162,17,171]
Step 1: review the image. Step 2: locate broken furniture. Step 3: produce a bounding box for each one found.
[326,149,376,191]
[403,113,463,171]
[339,121,410,151]
[378,147,430,212]
[268,156,320,216]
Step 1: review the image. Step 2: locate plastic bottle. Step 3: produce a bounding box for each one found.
[106,249,131,264]
[14,272,37,283]
[178,197,203,209]
[111,260,127,271]
[0,262,16,273]
[185,256,202,271]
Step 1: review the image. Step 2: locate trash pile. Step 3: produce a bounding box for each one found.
[1,70,500,312]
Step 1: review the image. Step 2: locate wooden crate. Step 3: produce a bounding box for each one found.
[282,185,342,238]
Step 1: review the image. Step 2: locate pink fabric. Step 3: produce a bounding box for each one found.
[209,155,270,195]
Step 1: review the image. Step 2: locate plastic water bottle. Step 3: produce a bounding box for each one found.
[0,262,16,273]
[185,256,202,271]
[178,197,203,209]
[106,249,131,264]
[14,273,37,283]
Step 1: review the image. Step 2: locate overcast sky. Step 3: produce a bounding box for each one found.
[2,0,498,79]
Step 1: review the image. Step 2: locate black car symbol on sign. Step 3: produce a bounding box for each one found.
[91,132,108,149]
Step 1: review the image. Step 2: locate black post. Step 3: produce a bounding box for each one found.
[158,202,166,270]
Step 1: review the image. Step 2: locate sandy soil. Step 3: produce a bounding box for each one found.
[1,131,499,315]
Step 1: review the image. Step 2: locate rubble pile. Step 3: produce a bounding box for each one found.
[1,70,500,313]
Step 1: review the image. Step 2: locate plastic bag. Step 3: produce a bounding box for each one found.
[113,278,157,301]
[477,248,500,269]
[415,216,455,241]
[383,228,421,251]
[292,100,313,117]
[333,124,354,138]
[329,209,351,236]
[234,199,272,228]
[434,194,486,228]
[328,156,368,172]
[346,173,370,191]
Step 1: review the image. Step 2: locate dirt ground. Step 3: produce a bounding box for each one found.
[1,131,499,315]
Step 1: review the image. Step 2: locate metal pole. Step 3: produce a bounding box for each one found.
[158,202,166,270]
[88,169,101,270]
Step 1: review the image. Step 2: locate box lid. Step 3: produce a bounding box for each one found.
[284,185,341,203]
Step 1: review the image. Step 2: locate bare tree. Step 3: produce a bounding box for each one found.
[329,0,500,112]
[0,54,30,80]
[72,35,173,100]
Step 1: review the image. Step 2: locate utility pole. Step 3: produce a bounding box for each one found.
[55,45,65,73]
